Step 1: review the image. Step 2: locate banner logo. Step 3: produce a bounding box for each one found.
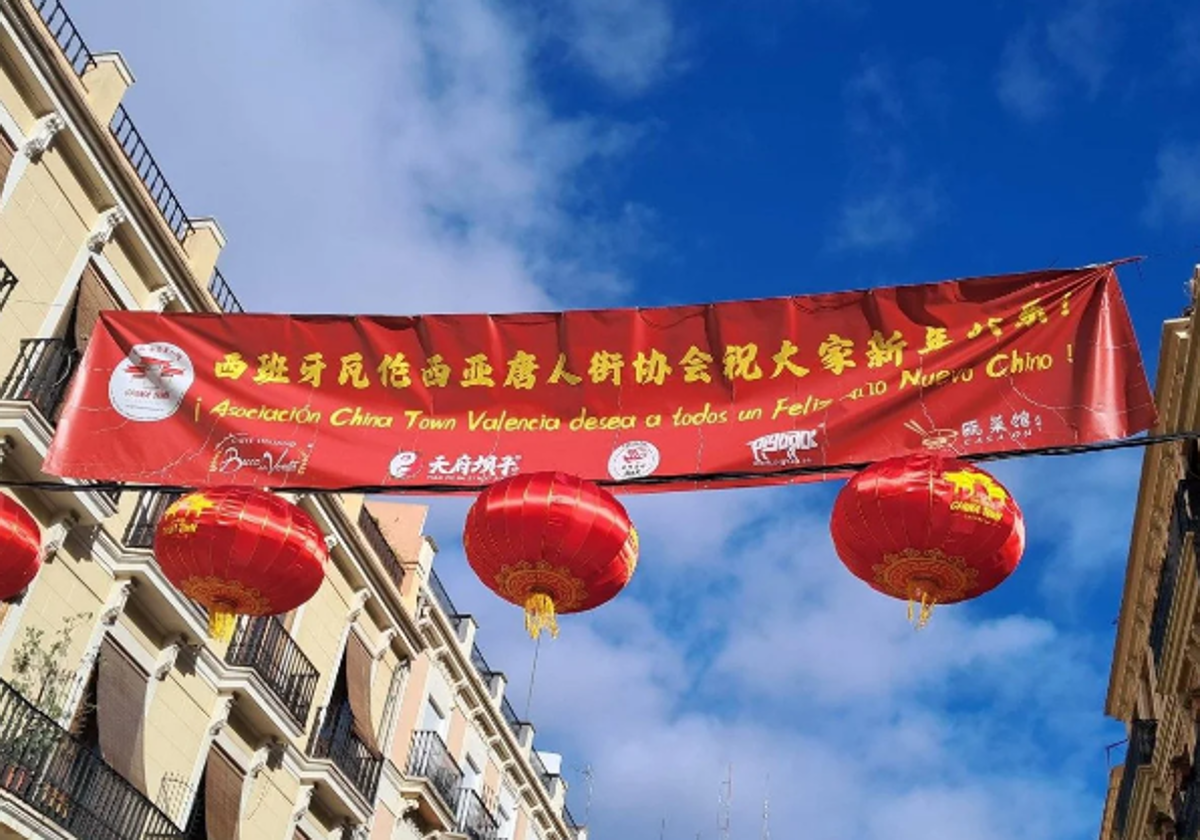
[107,342,194,422]
[608,441,661,480]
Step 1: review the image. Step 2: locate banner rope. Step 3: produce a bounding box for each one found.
[0,431,1195,495]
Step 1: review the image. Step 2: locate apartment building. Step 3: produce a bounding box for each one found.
[0,1,584,838]
[1097,268,1200,840]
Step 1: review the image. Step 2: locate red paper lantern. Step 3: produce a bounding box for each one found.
[830,453,1025,628]
[463,472,639,639]
[0,494,41,601]
[155,488,328,640]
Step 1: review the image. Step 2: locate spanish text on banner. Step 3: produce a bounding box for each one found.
[41,264,1158,493]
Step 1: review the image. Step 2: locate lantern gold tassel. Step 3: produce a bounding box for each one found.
[524,592,560,640]
[906,589,937,631]
[207,608,238,642]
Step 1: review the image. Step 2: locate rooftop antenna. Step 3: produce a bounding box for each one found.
[761,774,770,840]
[659,818,666,840]
[577,764,595,823]
[718,764,732,840]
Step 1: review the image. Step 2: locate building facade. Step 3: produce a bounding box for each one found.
[0,1,584,839]
[1098,269,1200,840]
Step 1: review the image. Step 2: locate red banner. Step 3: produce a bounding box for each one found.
[43,264,1156,493]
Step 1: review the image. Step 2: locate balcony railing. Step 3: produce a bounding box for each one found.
[32,0,94,76]
[1150,485,1188,668]
[1114,718,1157,838]
[308,703,383,802]
[0,261,17,312]
[226,616,319,727]
[207,269,244,315]
[407,730,463,815]
[357,507,405,591]
[500,697,524,739]
[530,750,554,792]
[109,106,191,243]
[1149,478,1200,668]
[427,569,462,625]
[457,787,499,840]
[1175,724,1200,840]
[470,643,493,681]
[1,337,79,422]
[564,804,583,834]
[0,676,182,839]
[123,490,184,549]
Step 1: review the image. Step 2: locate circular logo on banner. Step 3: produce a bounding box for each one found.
[388,451,420,479]
[107,342,195,422]
[608,440,661,480]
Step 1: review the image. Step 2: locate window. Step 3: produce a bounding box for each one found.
[0,129,14,193]
[421,697,446,738]
[497,787,518,840]
[462,755,481,793]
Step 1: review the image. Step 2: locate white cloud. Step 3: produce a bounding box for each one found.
[70,0,660,316]
[830,185,940,251]
[542,0,680,95]
[995,0,1125,121]
[1143,141,1200,227]
[409,454,1124,840]
[829,60,943,252]
[996,28,1059,122]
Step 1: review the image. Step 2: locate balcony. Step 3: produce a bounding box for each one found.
[307,704,383,802]
[500,697,524,739]
[0,261,16,311]
[530,749,554,792]
[1175,726,1200,840]
[1113,718,1157,838]
[1,337,79,423]
[226,616,319,727]
[123,491,184,550]
[470,643,494,682]
[427,569,463,629]
[1149,478,1200,691]
[32,0,94,76]
[456,788,499,840]
[564,804,583,838]
[0,677,182,839]
[357,507,405,591]
[207,269,244,315]
[406,730,464,816]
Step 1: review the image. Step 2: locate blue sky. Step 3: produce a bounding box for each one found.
[68,0,1200,837]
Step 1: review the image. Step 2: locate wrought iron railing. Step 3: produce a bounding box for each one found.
[427,569,461,622]
[563,804,583,837]
[1149,478,1200,667]
[123,490,183,549]
[1150,484,1188,667]
[0,261,17,313]
[530,750,554,792]
[109,106,191,243]
[32,0,94,76]
[207,269,243,315]
[357,507,405,590]
[0,677,182,839]
[470,643,493,680]
[1114,718,1157,838]
[500,697,523,738]
[307,703,383,802]
[0,337,79,421]
[1175,724,1200,840]
[407,730,464,815]
[457,787,499,840]
[226,616,319,727]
